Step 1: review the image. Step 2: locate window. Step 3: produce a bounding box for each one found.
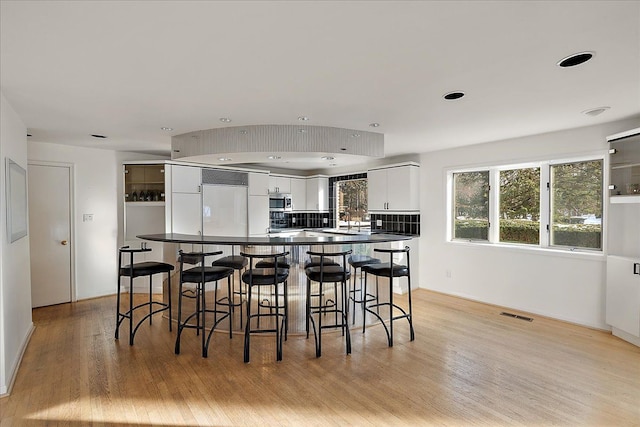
[550,160,603,249]
[499,167,540,245]
[450,157,604,251]
[453,171,489,240]
[336,178,368,229]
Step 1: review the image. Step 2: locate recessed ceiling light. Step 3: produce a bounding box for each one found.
[298,129,307,133]
[369,123,380,128]
[220,117,232,123]
[340,148,347,151]
[239,130,248,135]
[321,156,335,160]
[91,134,107,139]
[582,106,610,117]
[329,163,337,167]
[557,51,594,68]
[267,155,281,160]
[27,133,32,137]
[161,127,173,131]
[443,91,465,100]
[218,157,232,161]
[351,133,361,138]
[298,116,309,121]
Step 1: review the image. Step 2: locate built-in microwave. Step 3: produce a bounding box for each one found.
[269,193,292,212]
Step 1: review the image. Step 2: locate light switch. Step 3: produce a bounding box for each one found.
[83,214,94,222]
[323,218,328,224]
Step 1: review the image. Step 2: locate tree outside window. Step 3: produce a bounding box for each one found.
[550,160,602,249]
[499,168,540,244]
[337,179,368,229]
[453,171,489,240]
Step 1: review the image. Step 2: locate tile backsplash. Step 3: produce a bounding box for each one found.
[369,213,420,236]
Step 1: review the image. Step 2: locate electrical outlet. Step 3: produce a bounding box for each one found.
[292,217,296,224]
[83,214,94,222]
[446,269,452,278]
[323,218,328,224]
[376,219,382,227]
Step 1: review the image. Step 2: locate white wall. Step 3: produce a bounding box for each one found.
[0,93,33,395]
[27,142,167,301]
[419,117,640,329]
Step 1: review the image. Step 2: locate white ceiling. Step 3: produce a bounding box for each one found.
[1,1,639,170]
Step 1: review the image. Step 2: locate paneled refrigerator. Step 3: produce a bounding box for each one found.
[202,184,248,236]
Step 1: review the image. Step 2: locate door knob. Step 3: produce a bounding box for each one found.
[61,240,68,246]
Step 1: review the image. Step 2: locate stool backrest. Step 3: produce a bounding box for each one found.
[118,245,152,272]
[306,249,353,269]
[373,246,410,267]
[178,250,223,268]
[239,251,289,270]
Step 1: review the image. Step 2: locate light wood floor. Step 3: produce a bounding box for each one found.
[1,290,639,426]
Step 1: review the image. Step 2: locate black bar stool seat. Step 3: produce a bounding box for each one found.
[304,257,339,269]
[362,246,415,347]
[182,266,235,283]
[305,265,351,282]
[254,256,290,269]
[361,262,409,278]
[115,246,174,346]
[241,268,290,285]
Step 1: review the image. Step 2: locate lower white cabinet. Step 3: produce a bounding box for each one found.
[606,255,640,340]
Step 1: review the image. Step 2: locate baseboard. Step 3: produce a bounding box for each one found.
[611,327,640,347]
[0,323,35,397]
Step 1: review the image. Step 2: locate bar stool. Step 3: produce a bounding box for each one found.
[305,249,352,357]
[240,251,290,363]
[254,252,290,333]
[303,255,339,335]
[362,246,414,346]
[348,255,381,324]
[115,245,174,345]
[211,253,248,329]
[174,250,234,358]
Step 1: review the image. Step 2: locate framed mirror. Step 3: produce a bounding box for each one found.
[6,157,28,242]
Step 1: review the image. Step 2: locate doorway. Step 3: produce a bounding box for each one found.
[28,162,74,307]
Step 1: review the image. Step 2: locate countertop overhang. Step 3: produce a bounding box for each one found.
[137,231,412,246]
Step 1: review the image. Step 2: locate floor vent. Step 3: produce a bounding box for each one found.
[500,312,533,322]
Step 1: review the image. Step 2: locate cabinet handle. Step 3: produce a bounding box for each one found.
[198,185,201,193]
[634,263,640,275]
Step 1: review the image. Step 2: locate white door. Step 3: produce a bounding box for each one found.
[28,163,72,307]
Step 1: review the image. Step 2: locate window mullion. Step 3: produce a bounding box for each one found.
[539,163,550,247]
[489,169,500,243]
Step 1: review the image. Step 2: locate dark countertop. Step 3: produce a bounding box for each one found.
[137,231,412,246]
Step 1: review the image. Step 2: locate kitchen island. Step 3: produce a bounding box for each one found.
[138,230,413,335]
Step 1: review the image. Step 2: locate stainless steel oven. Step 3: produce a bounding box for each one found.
[269,193,292,212]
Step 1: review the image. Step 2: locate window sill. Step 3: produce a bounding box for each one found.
[447,239,605,261]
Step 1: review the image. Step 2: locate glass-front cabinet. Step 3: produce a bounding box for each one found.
[124,164,165,202]
[609,127,640,200]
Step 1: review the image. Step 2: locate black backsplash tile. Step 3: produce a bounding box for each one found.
[370,212,421,237]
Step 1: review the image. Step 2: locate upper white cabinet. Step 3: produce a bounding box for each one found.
[248,172,270,196]
[609,128,640,202]
[172,165,201,194]
[269,175,291,194]
[306,176,329,212]
[368,164,419,212]
[290,177,307,211]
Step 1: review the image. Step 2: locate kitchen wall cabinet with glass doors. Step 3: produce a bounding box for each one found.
[606,127,640,347]
[122,161,169,293]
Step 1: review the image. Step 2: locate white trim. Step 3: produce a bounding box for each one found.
[27,160,77,302]
[0,323,34,396]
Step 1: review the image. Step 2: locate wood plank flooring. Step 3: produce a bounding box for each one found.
[1,290,639,426]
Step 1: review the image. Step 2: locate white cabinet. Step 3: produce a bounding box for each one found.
[248,195,269,235]
[306,176,329,212]
[290,177,307,211]
[368,164,419,212]
[248,172,269,196]
[169,164,202,234]
[172,165,201,194]
[171,193,202,234]
[606,256,640,341]
[269,175,291,194]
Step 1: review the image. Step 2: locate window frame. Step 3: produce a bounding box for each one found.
[447,153,606,253]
